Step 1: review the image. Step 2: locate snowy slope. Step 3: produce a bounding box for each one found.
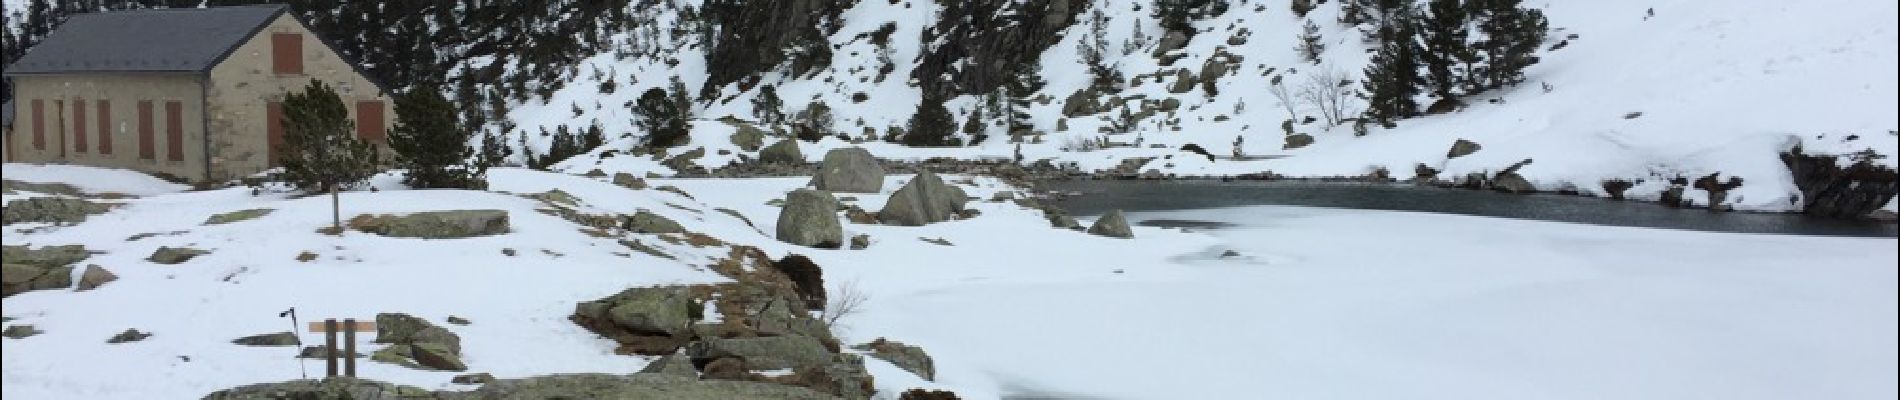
[497,0,1894,213]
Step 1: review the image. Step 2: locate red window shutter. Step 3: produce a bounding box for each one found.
[355,101,385,141]
[138,101,155,159]
[267,101,284,166]
[272,33,303,75]
[96,100,112,155]
[73,99,87,153]
[31,100,45,150]
[166,101,184,162]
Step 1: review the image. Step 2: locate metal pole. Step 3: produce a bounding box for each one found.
[282,308,307,379]
[324,319,338,377]
[343,318,357,378]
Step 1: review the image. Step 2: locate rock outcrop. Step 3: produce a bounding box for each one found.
[1447,139,1483,158]
[623,211,686,234]
[75,264,116,291]
[1782,146,1899,218]
[147,246,209,264]
[809,148,886,193]
[877,171,969,226]
[851,338,935,381]
[571,286,698,355]
[2,197,112,225]
[776,189,844,248]
[3,245,87,297]
[204,208,273,225]
[232,332,302,347]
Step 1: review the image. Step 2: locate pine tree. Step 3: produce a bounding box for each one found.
[1296,19,1326,65]
[1420,0,1472,100]
[794,101,834,142]
[1361,17,1424,126]
[752,84,784,124]
[635,88,690,148]
[1475,0,1548,90]
[388,84,486,189]
[275,80,381,231]
[904,95,958,147]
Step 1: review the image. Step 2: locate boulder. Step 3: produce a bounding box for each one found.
[365,210,510,239]
[371,345,418,367]
[446,316,472,326]
[687,335,832,370]
[638,351,699,377]
[612,173,649,190]
[1045,210,1081,230]
[1167,69,1197,94]
[989,191,1015,202]
[204,208,273,225]
[4,263,71,297]
[623,211,686,234]
[1447,139,1483,159]
[298,345,365,359]
[530,189,581,206]
[851,338,935,381]
[451,373,496,385]
[809,148,886,193]
[1283,134,1314,150]
[147,246,209,264]
[876,171,970,226]
[1491,173,1536,194]
[760,139,805,165]
[410,342,469,371]
[2,197,112,225]
[106,328,152,344]
[232,332,301,347]
[775,189,844,248]
[3,324,42,339]
[900,389,963,400]
[1087,209,1134,238]
[849,234,871,250]
[1782,146,1899,218]
[3,244,89,267]
[574,286,697,337]
[375,313,462,354]
[730,122,768,151]
[75,264,117,291]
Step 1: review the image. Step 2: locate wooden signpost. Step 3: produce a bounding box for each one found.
[307,319,375,378]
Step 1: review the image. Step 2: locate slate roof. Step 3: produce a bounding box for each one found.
[3,5,289,75]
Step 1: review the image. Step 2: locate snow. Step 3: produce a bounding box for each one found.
[2,163,191,197]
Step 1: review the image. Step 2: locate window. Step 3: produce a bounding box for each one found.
[166,101,184,162]
[355,101,385,141]
[31,99,44,150]
[96,100,112,155]
[73,98,87,153]
[138,101,155,160]
[272,33,303,75]
[267,101,283,166]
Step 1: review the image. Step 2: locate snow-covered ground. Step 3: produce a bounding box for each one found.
[4,164,1894,399]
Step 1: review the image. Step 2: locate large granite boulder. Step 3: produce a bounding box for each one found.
[775,189,843,248]
[809,148,885,193]
[372,313,466,371]
[876,171,969,226]
[612,173,650,190]
[572,286,699,355]
[1087,209,1134,238]
[2,197,112,225]
[760,139,804,165]
[203,377,434,400]
[730,122,768,151]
